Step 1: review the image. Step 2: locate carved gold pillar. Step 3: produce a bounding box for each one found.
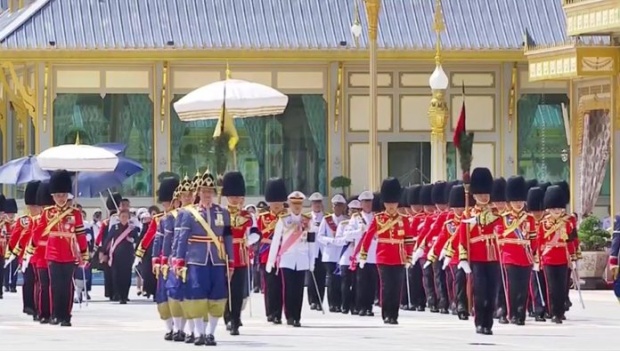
[429,90,448,182]
[365,0,381,191]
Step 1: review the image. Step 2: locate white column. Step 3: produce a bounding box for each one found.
[430,132,446,182]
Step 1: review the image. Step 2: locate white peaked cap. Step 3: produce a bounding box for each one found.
[308,192,323,201]
[331,194,346,204]
[358,191,374,201]
[348,200,362,209]
[288,191,306,200]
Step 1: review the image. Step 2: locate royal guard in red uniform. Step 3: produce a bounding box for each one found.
[221,171,260,335]
[495,176,536,325]
[30,170,89,327]
[359,177,415,325]
[5,181,41,314]
[491,178,507,214]
[525,186,548,321]
[258,178,288,324]
[442,184,470,320]
[23,182,54,322]
[411,184,437,311]
[402,185,426,311]
[534,185,574,324]
[554,180,579,313]
[457,167,502,335]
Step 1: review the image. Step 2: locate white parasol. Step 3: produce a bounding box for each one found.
[173,71,288,122]
[37,139,119,172]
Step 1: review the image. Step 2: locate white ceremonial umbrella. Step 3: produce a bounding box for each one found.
[173,76,288,122]
[37,143,119,172]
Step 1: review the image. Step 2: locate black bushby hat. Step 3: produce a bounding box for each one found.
[222,171,246,197]
[372,192,384,212]
[544,185,566,210]
[407,185,421,206]
[505,176,527,202]
[398,187,408,208]
[449,185,466,208]
[525,179,538,192]
[264,178,288,202]
[526,187,545,212]
[49,169,72,194]
[158,178,179,203]
[3,199,17,214]
[420,184,434,206]
[431,182,448,205]
[24,181,41,206]
[36,182,54,207]
[553,180,570,205]
[470,167,493,195]
[380,177,402,204]
[491,177,506,202]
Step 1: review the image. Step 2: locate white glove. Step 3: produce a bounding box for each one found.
[132,257,141,269]
[310,264,315,272]
[533,263,540,272]
[439,249,447,261]
[412,248,424,262]
[247,233,261,246]
[4,254,16,268]
[442,259,450,270]
[266,264,273,273]
[457,261,472,274]
[573,260,581,270]
[423,261,432,269]
[359,259,366,269]
[405,261,412,269]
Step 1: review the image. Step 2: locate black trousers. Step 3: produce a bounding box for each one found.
[324,262,341,309]
[495,266,507,318]
[452,266,469,314]
[3,258,18,290]
[565,268,573,311]
[531,270,548,317]
[433,260,449,310]
[229,266,248,325]
[22,264,36,313]
[48,262,75,322]
[111,254,133,301]
[253,261,262,292]
[262,264,282,319]
[378,264,404,320]
[505,265,531,321]
[340,265,356,311]
[306,256,326,306]
[422,262,437,308]
[543,264,568,319]
[356,263,377,311]
[103,264,115,299]
[471,262,501,329]
[36,267,51,319]
[282,268,306,322]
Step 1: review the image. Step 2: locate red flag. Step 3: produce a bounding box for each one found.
[453,83,466,148]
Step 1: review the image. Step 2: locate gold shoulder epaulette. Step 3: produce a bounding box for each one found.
[280,213,291,218]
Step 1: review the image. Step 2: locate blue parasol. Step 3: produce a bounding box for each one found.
[0,155,50,184]
[75,156,143,197]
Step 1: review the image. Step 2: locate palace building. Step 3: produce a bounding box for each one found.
[0,0,610,212]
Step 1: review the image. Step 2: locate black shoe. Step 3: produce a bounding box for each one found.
[272,317,282,325]
[416,306,425,312]
[226,322,232,331]
[230,325,240,336]
[194,335,205,346]
[205,334,217,346]
[253,287,260,293]
[293,320,301,327]
[24,307,35,316]
[329,306,337,313]
[388,318,398,325]
[383,317,390,324]
[119,300,127,305]
[498,316,509,324]
[50,318,60,325]
[310,303,318,310]
[366,311,375,317]
[164,331,173,341]
[341,309,349,314]
[286,319,294,326]
[10,287,17,293]
[440,308,449,314]
[351,309,359,315]
[482,327,493,335]
[551,316,563,324]
[0,294,3,299]
[185,333,195,343]
[86,293,91,300]
[535,316,546,322]
[33,315,40,321]
[544,312,551,319]
[358,310,367,316]
[561,315,566,321]
[267,315,274,322]
[400,304,408,310]
[476,326,484,334]
[458,312,469,321]
[60,320,72,327]
[515,319,525,326]
[173,331,186,342]
[39,318,50,324]
[528,311,535,318]
[430,307,439,313]
[137,291,142,296]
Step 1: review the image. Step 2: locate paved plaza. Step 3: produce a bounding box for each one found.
[0,287,618,350]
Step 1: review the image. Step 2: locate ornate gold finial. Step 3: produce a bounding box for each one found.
[364,0,381,42]
[225,62,232,79]
[75,133,81,145]
[433,0,444,65]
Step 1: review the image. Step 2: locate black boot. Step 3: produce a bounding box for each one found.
[173,331,186,342]
[194,334,206,346]
[230,322,240,336]
[185,333,195,343]
[164,331,173,341]
[205,334,217,346]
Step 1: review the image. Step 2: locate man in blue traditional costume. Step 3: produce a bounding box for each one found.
[152,177,179,341]
[174,169,234,346]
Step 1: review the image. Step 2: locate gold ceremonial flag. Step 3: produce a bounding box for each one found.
[212,109,239,151]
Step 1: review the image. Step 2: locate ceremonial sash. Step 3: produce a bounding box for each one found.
[276,225,303,268]
[542,220,566,256]
[259,216,278,255]
[185,206,226,260]
[325,216,338,234]
[44,208,74,236]
[108,225,134,266]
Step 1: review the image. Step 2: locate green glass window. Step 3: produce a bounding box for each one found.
[52,93,154,197]
[169,94,326,196]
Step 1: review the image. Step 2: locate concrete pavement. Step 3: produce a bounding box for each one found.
[0,287,618,350]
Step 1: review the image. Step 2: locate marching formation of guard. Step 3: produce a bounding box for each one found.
[0,165,601,342]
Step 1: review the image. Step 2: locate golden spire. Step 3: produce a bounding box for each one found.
[225,61,232,79]
[433,0,445,66]
[75,132,81,145]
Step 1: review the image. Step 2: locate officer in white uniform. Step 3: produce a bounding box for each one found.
[332,198,362,314]
[306,192,326,310]
[345,191,379,316]
[266,191,315,327]
[317,194,348,312]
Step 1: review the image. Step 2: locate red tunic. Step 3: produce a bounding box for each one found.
[7,216,30,262]
[31,205,89,264]
[496,210,536,267]
[359,211,415,266]
[135,214,162,258]
[565,213,580,261]
[409,212,426,248]
[26,215,47,269]
[229,208,254,268]
[536,215,574,266]
[457,206,503,263]
[0,220,10,256]
[95,219,109,247]
[428,215,458,262]
[258,211,280,265]
[418,211,450,256]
